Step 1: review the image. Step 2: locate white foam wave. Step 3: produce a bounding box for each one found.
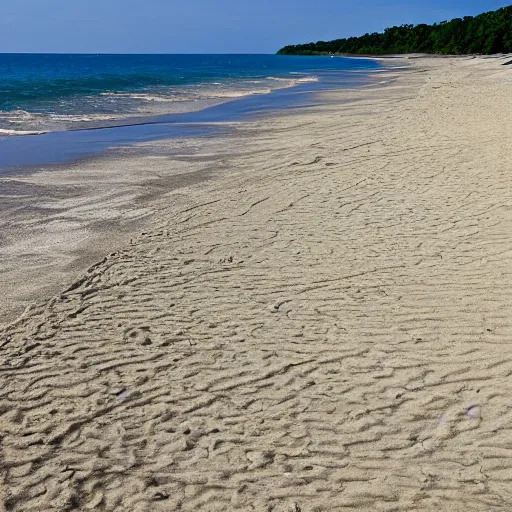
[48,113,123,122]
[208,88,273,98]
[100,92,189,103]
[100,75,320,103]
[0,74,320,135]
[0,110,39,121]
[0,128,46,136]
[268,76,319,84]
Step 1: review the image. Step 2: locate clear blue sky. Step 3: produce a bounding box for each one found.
[0,0,510,54]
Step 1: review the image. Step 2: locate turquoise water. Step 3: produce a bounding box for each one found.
[0,54,380,134]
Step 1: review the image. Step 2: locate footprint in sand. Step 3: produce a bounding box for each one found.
[123,326,152,346]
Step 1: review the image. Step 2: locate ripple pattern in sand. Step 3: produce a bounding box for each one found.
[2,57,512,511]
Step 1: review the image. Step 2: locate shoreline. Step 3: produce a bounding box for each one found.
[0,53,342,139]
[3,55,512,510]
[0,61,381,172]
[0,63,386,327]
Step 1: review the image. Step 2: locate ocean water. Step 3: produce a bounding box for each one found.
[0,54,380,135]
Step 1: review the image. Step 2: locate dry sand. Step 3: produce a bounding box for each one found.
[2,55,512,511]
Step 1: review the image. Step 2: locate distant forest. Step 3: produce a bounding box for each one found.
[277,6,512,55]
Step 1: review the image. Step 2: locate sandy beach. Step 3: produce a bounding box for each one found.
[2,55,512,511]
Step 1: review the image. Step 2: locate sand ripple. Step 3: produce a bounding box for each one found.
[2,56,512,511]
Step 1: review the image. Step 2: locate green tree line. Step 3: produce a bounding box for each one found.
[277,6,512,55]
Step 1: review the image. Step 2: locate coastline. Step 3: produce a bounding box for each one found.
[0,54,380,140]
[0,63,383,326]
[3,55,512,510]
[0,61,380,171]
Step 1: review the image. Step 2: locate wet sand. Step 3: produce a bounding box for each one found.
[0,68,375,326]
[0,141,222,325]
[2,55,512,511]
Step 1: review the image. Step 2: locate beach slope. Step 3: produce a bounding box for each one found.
[2,56,512,511]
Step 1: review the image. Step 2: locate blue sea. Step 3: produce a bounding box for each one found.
[0,54,380,135]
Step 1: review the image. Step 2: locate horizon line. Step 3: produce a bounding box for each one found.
[0,52,283,55]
